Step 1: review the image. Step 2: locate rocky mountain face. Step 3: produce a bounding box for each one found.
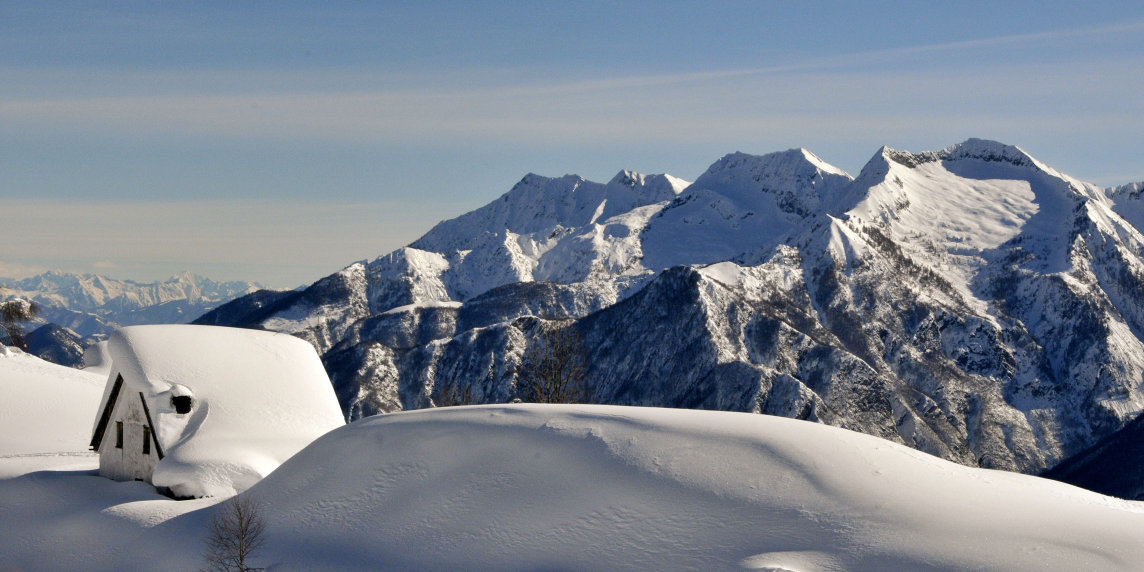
[0,271,260,341]
[200,139,1144,475]
[1042,412,1144,500]
[24,323,85,367]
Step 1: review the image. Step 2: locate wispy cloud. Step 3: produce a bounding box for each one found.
[5,18,1142,148]
[807,18,1144,67]
[3,59,1138,149]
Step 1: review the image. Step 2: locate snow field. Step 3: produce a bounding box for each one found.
[0,348,104,458]
[3,350,1144,570]
[245,405,1144,570]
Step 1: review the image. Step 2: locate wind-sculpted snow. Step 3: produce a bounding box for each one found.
[236,405,1144,571]
[205,138,1144,476]
[7,398,1144,570]
[97,325,345,498]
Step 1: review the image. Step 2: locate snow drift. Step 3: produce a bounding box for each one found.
[4,353,1144,571]
[0,346,104,457]
[236,405,1144,570]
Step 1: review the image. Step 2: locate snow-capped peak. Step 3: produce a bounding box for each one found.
[879,138,1038,170]
[942,138,1036,166]
[832,137,1144,326]
[873,139,1105,204]
[695,148,852,188]
[1106,181,1144,236]
[638,148,854,270]
[608,169,647,188]
[202,139,1144,487]
[606,170,689,197]
[800,147,851,178]
[684,149,854,217]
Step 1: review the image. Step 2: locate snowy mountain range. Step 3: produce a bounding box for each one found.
[0,271,260,341]
[198,138,1144,475]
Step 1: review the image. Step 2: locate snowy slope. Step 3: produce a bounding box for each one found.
[838,139,1118,313]
[1107,181,1144,234]
[0,347,104,458]
[3,403,1144,570]
[641,149,852,269]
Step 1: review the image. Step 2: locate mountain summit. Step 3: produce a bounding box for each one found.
[199,139,1144,474]
[640,148,853,270]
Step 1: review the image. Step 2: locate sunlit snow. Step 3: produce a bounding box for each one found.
[3,350,1144,570]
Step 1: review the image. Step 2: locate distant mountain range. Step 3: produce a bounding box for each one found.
[202,139,1144,475]
[0,271,260,364]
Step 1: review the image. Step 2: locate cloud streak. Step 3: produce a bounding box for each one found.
[4,60,1139,149]
[5,18,1142,146]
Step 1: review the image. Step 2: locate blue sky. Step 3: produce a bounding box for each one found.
[2,2,1142,288]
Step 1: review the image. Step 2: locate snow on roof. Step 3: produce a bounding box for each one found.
[96,324,344,497]
[81,341,112,377]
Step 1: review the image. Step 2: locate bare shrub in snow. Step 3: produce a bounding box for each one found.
[203,495,267,572]
[517,322,587,404]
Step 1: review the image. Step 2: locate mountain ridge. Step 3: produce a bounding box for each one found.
[1,271,260,341]
[198,139,1144,475]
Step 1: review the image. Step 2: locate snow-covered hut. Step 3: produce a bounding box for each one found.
[89,325,345,498]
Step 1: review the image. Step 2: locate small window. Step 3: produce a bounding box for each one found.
[142,427,151,455]
[171,395,192,414]
[115,421,123,449]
